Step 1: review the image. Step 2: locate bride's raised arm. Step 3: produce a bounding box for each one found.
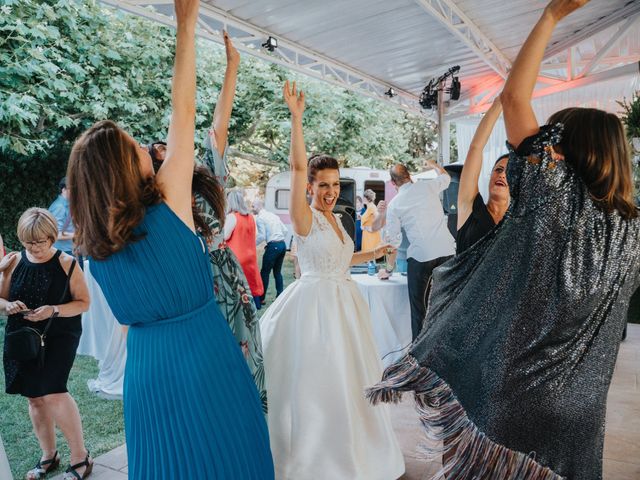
[283,80,313,236]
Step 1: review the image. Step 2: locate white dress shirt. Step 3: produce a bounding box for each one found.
[255,209,288,245]
[385,174,455,262]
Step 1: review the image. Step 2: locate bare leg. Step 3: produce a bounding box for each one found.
[27,397,57,462]
[45,393,90,471]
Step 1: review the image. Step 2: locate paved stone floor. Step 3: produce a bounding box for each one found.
[54,325,640,479]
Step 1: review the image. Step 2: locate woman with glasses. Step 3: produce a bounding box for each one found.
[0,208,92,479]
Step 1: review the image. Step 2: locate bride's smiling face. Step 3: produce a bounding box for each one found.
[308,169,340,211]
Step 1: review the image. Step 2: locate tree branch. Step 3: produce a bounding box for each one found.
[228,147,279,167]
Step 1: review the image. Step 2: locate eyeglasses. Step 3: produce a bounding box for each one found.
[22,239,50,247]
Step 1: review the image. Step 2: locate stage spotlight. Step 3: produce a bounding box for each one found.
[448,77,461,101]
[385,88,396,98]
[262,36,278,52]
[419,66,462,110]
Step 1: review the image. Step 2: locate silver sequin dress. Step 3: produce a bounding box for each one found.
[368,125,640,479]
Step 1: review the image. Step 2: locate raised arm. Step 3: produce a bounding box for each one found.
[211,31,240,157]
[457,98,502,229]
[283,80,313,236]
[156,0,199,230]
[501,0,589,148]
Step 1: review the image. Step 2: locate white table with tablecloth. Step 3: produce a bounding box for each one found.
[351,273,412,367]
[77,260,126,399]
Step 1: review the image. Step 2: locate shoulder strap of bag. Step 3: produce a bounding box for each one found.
[42,259,77,337]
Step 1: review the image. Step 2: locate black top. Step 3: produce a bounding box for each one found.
[4,250,81,396]
[456,192,495,254]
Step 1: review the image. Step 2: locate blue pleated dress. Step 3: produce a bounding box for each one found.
[90,202,274,480]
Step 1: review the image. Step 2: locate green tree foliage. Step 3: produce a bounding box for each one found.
[0,0,435,248]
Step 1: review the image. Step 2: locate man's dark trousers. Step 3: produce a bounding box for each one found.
[260,240,287,301]
[407,255,452,340]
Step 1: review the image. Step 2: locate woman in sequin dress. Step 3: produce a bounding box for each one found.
[368,1,640,479]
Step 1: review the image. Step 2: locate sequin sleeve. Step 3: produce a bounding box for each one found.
[202,129,230,188]
[505,123,576,217]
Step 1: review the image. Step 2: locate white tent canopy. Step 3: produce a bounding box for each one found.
[104,0,640,167]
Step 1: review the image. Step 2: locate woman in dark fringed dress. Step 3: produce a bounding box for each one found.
[367,1,640,479]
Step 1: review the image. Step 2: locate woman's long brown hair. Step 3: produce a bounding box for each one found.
[192,166,226,241]
[67,120,163,259]
[548,107,637,220]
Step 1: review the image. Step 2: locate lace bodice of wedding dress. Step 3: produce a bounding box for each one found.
[296,207,354,277]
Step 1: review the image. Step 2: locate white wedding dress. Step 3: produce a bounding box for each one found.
[260,208,405,480]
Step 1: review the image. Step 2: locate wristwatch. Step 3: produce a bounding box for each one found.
[51,305,60,318]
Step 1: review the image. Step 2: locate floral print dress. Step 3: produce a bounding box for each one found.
[194,131,267,412]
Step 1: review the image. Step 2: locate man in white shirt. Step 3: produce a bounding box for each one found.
[253,199,289,301]
[385,161,455,339]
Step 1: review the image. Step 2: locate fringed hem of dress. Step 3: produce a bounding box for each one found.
[366,355,564,480]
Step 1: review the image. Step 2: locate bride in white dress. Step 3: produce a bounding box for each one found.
[260,81,405,480]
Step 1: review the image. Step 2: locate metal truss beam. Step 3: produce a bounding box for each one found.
[101,0,425,116]
[544,1,640,61]
[414,0,511,79]
[577,13,640,78]
[446,61,640,121]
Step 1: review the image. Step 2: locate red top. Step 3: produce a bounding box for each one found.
[226,213,264,297]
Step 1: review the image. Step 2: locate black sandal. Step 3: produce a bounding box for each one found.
[25,451,60,479]
[63,452,93,480]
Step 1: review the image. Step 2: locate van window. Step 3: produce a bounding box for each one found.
[275,189,290,210]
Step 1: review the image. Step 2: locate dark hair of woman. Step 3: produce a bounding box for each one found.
[307,154,339,183]
[67,120,163,260]
[494,153,509,166]
[547,107,637,220]
[192,165,226,240]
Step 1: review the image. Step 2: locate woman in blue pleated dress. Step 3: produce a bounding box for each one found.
[66,1,274,478]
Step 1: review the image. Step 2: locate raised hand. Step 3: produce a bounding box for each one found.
[174,0,200,26]
[544,0,590,23]
[283,80,305,118]
[0,251,18,273]
[223,30,240,67]
[377,200,387,216]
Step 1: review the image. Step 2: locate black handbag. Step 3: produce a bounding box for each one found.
[5,259,76,368]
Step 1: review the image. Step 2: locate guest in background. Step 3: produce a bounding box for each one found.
[355,195,364,251]
[1,208,91,480]
[252,199,288,301]
[385,162,455,339]
[456,97,510,254]
[361,189,382,251]
[225,189,265,309]
[48,177,75,256]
